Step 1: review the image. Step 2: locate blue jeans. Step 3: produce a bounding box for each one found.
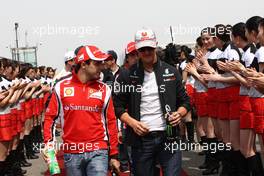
[131,131,182,176]
[63,150,108,176]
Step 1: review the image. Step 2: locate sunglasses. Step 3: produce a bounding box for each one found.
[138,47,155,53]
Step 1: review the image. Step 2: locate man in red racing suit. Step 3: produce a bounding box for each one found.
[43,45,120,176]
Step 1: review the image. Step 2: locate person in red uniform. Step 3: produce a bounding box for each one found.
[43,45,120,176]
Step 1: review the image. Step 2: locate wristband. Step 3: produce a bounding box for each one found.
[110,154,118,160]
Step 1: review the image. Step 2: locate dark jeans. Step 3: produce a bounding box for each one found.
[119,143,132,171]
[131,131,182,176]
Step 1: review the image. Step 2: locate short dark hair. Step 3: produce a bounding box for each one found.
[47,67,56,74]
[2,58,12,69]
[196,37,203,48]
[65,59,74,65]
[38,66,46,74]
[74,60,91,73]
[107,50,118,63]
[72,45,85,72]
[259,18,264,29]
[214,24,231,42]
[74,45,84,56]
[18,63,33,78]
[180,45,192,59]
[164,43,181,66]
[232,22,247,42]
[46,67,53,72]
[246,16,262,33]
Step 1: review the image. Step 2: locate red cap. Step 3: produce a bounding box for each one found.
[75,45,111,64]
[125,42,136,54]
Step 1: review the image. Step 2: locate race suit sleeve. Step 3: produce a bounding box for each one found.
[43,90,62,143]
[104,85,119,157]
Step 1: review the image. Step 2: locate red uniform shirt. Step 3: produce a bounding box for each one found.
[44,73,118,156]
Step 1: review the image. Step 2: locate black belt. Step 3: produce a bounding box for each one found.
[147,131,166,137]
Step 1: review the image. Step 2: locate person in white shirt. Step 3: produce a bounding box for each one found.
[53,51,75,83]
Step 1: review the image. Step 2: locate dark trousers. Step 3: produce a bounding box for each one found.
[119,143,132,171]
[131,131,182,176]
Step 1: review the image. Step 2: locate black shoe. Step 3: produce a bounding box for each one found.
[24,133,40,159]
[198,153,209,169]
[26,153,39,160]
[198,136,207,156]
[0,160,6,176]
[7,149,27,175]
[202,162,220,175]
[220,150,237,176]
[199,136,207,145]
[17,139,33,167]
[198,137,209,169]
[19,168,27,175]
[220,161,229,176]
[202,153,220,175]
[5,161,26,176]
[21,151,34,165]
[187,140,195,151]
[232,150,249,176]
[20,159,32,167]
[247,153,264,176]
[198,162,208,170]
[198,151,205,156]
[201,138,220,174]
[34,148,40,154]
